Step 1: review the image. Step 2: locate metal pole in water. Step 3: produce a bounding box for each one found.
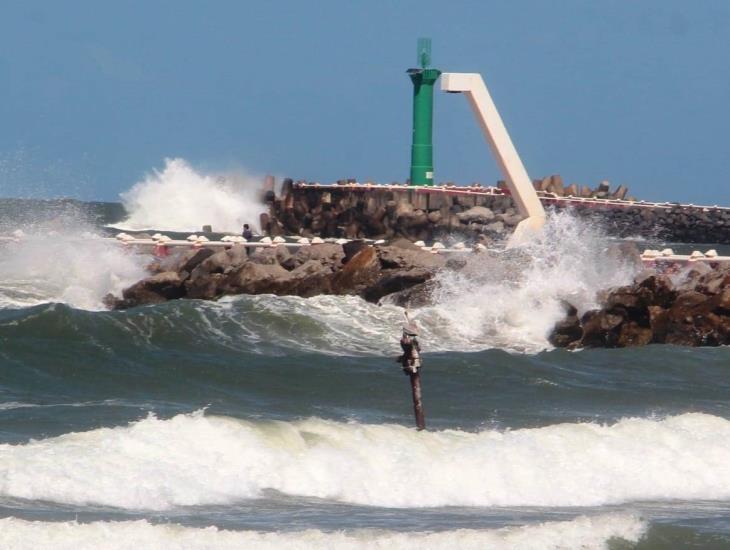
[399,312,425,430]
[409,370,426,431]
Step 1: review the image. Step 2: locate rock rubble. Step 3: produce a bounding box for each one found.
[105,240,448,310]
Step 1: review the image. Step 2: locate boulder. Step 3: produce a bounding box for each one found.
[719,288,730,312]
[226,244,248,267]
[580,309,626,347]
[331,247,381,294]
[343,240,369,263]
[673,263,714,292]
[696,268,730,295]
[380,280,439,308]
[190,250,233,280]
[647,305,669,342]
[637,275,676,308]
[457,206,495,224]
[162,248,215,274]
[389,237,423,251]
[427,210,442,224]
[617,321,653,347]
[552,265,730,348]
[606,242,643,271]
[375,245,446,270]
[612,185,629,200]
[273,245,293,267]
[286,259,335,297]
[223,262,292,295]
[250,247,280,265]
[606,285,653,311]
[668,290,715,321]
[597,180,611,194]
[485,221,505,234]
[395,201,415,220]
[295,243,345,268]
[114,271,186,309]
[361,267,434,304]
[548,303,582,348]
[500,213,524,227]
[185,273,226,300]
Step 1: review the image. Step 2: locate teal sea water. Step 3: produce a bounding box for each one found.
[1,194,730,549]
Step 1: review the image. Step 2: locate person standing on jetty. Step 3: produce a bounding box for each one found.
[242,224,253,240]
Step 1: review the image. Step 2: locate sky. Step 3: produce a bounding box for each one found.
[0,0,729,204]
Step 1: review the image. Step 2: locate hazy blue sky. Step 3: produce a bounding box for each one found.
[1,1,729,204]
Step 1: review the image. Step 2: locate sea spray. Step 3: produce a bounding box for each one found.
[0,207,640,350]
[0,231,148,311]
[410,211,640,352]
[208,212,641,355]
[117,158,265,233]
[1,411,729,510]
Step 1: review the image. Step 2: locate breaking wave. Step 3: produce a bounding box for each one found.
[0,514,647,550]
[0,209,639,352]
[0,233,148,311]
[1,411,728,511]
[115,158,265,233]
[410,211,639,352]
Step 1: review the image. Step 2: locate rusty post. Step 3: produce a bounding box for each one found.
[409,371,426,431]
[399,311,425,431]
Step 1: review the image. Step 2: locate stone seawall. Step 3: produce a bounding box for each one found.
[260,179,730,244]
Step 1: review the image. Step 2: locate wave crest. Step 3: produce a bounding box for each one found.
[1,412,728,510]
[116,158,265,233]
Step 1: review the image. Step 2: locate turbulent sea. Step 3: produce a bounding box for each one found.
[2,165,730,549]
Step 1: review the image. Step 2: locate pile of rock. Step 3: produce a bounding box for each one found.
[532,175,633,200]
[262,178,730,244]
[550,266,730,348]
[265,179,523,243]
[104,239,448,310]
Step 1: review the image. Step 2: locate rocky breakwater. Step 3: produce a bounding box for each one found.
[262,177,730,244]
[551,265,730,348]
[264,179,523,244]
[105,239,448,310]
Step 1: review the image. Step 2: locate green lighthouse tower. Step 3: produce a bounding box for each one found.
[407,38,441,186]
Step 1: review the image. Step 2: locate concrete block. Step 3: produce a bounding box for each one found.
[612,185,628,200]
[549,175,564,196]
[410,190,429,210]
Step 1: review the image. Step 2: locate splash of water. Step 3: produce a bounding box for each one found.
[408,211,640,352]
[116,158,265,233]
[0,231,148,311]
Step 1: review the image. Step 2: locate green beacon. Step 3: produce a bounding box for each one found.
[407,38,441,186]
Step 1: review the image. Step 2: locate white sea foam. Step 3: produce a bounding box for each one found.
[0,514,647,550]
[211,294,409,355]
[0,232,148,310]
[206,212,639,355]
[115,158,265,233]
[0,205,636,353]
[409,211,639,352]
[1,411,729,511]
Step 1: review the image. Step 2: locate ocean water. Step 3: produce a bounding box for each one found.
[2,169,730,549]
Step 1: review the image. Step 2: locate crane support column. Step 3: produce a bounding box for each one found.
[441,72,546,246]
